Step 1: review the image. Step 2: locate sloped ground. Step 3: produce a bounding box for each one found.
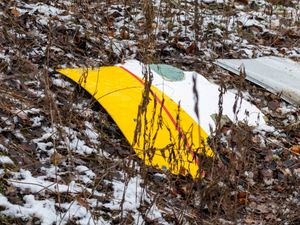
[0,0,299,224]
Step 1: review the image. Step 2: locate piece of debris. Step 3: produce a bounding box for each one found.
[215,56,300,106]
[57,60,265,178]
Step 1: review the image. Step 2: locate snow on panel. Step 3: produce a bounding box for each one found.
[215,56,300,106]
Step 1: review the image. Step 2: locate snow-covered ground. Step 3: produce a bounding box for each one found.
[0,0,299,224]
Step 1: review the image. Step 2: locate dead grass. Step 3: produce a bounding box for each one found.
[0,0,299,224]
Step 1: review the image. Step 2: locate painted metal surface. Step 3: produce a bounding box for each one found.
[58,65,213,178]
[121,60,265,134]
[149,64,185,81]
[215,56,300,106]
[57,60,266,178]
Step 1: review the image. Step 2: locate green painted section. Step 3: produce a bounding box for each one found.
[150,64,185,81]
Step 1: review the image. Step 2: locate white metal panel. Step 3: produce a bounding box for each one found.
[215,56,300,106]
[119,60,266,135]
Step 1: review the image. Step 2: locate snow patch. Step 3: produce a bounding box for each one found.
[105,176,168,224]
[9,169,102,196]
[0,194,57,225]
[76,165,96,184]
[16,3,65,17]
[0,156,14,165]
[0,144,8,152]
[62,126,97,155]
[84,121,100,144]
[60,201,109,225]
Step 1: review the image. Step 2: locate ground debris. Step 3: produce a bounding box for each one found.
[0,0,299,224]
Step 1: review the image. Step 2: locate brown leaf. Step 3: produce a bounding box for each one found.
[186,42,197,54]
[11,109,28,121]
[290,145,300,155]
[238,192,248,205]
[50,152,63,165]
[176,43,185,51]
[285,29,300,39]
[107,30,115,37]
[20,143,35,152]
[235,0,249,4]
[76,196,90,210]
[5,186,17,196]
[120,29,129,39]
[11,8,20,17]
[271,35,283,46]
[274,185,285,192]
[267,100,280,111]
[268,0,293,6]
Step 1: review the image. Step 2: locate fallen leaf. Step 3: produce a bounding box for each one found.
[107,30,115,37]
[50,152,63,165]
[186,42,197,54]
[235,0,249,4]
[76,196,90,210]
[290,145,300,155]
[11,8,20,17]
[274,185,285,192]
[120,29,129,39]
[11,109,28,121]
[238,191,248,205]
[267,100,280,111]
[176,43,185,51]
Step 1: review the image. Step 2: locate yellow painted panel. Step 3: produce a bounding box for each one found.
[57,66,213,178]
